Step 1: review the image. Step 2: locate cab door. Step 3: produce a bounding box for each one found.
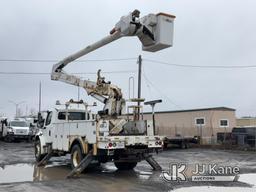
[44,111,56,148]
[56,111,70,151]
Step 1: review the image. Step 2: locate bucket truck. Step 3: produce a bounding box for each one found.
[35,10,175,175]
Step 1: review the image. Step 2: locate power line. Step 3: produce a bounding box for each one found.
[0,58,137,63]
[0,70,136,75]
[142,67,182,109]
[2,57,255,69]
[144,58,256,69]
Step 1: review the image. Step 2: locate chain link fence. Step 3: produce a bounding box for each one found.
[217,127,256,150]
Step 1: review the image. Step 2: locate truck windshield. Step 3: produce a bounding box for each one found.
[10,121,28,127]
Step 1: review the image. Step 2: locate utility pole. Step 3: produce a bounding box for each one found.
[137,55,142,117]
[78,87,80,101]
[9,100,26,118]
[39,81,42,113]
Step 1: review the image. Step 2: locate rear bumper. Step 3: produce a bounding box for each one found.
[97,135,164,150]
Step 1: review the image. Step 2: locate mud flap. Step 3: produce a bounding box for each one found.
[143,154,162,171]
[66,150,94,178]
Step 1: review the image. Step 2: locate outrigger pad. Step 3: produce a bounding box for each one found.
[37,145,53,167]
[143,154,162,171]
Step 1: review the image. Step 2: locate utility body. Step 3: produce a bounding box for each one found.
[36,100,163,170]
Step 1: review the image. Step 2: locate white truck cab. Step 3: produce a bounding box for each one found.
[35,100,163,170]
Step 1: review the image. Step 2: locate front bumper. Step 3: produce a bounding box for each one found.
[7,133,31,139]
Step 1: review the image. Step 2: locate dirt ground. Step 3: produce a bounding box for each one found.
[0,141,256,192]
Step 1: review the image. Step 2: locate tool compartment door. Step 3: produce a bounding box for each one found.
[69,121,96,144]
[56,123,64,150]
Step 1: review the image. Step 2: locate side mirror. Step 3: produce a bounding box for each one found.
[37,113,45,129]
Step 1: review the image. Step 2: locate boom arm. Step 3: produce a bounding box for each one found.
[51,9,175,117]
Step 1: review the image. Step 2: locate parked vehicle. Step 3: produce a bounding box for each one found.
[232,127,256,148]
[3,120,32,142]
[164,135,199,149]
[0,117,8,139]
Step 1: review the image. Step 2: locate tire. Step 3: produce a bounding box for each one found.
[114,162,137,170]
[71,144,83,169]
[35,139,46,162]
[4,136,13,143]
[180,142,186,149]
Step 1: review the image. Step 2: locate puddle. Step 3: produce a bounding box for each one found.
[1,162,256,192]
[0,164,34,183]
[0,163,70,184]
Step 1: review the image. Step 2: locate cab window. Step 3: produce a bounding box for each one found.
[45,112,52,126]
[58,112,66,120]
[69,112,86,120]
[58,112,85,120]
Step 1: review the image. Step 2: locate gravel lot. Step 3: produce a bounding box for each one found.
[0,141,256,192]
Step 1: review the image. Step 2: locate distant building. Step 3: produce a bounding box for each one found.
[236,117,256,127]
[142,107,236,145]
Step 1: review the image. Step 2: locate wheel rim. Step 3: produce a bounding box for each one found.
[72,150,80,167]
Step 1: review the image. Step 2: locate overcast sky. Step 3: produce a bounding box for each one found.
[0,0,256,118]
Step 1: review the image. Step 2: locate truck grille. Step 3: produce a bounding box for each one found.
[15,129,28,135]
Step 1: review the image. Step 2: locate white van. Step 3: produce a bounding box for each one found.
[4,120,31,142]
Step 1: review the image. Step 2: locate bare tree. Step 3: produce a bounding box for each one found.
[29,108,37,116]
[16,108,23,117]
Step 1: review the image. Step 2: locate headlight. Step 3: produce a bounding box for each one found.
[8,127,14,132]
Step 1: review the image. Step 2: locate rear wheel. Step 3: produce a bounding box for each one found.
[35,139,46,162]
[114,162,137,170]
[71,144,83,169]
[180,142,186,149]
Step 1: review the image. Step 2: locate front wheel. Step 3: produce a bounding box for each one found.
[35,139,46,162]
[114,162,137,170]
[71,144,83,169]
[4,135,13,143]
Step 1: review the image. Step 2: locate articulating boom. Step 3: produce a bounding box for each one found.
[51,9,175,117]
